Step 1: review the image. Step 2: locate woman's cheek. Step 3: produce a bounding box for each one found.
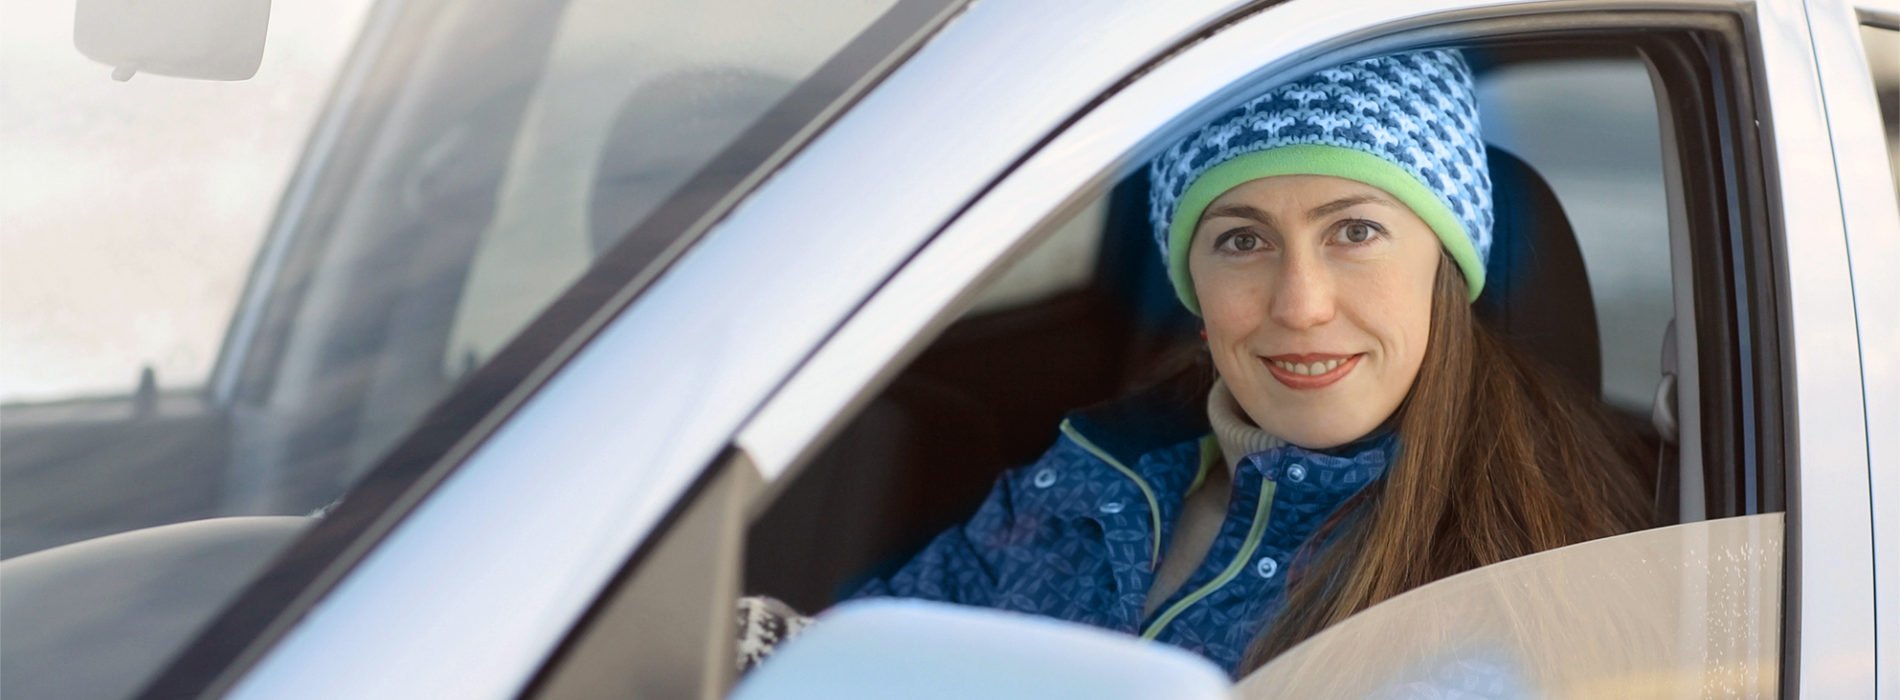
[1394,302,1434,398]
[1201,270,1268,340]
[1354,278,1427,410]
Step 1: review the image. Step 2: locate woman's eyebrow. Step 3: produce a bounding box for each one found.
[1202,194,1394,227]
[1306,194,1394,220]
[1202,203,1275,225]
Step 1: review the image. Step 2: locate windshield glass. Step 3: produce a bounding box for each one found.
[1,0,905,696]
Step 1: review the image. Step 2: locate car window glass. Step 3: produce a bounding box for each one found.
[270,0,900,498]
[1238,515,1783,697]
[1864,25,1900,192]
[440,0,893,373]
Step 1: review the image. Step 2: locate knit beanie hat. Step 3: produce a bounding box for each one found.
[1148,49,1493,315]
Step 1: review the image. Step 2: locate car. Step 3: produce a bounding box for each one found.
[1,0,1894,697]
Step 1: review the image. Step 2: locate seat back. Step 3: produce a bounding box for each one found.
[1474,145,1602,396]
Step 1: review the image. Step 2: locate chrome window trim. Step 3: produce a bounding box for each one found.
[1811,0,1900,691]
[217,1,1263,698]
[1752,0,1881,694]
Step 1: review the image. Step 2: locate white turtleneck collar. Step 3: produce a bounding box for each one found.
[1206,377,1286,476]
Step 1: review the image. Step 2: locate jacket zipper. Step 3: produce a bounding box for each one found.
[1058,419,1164,567]
[1187,434,1217,496]
[1139,476,1276,640]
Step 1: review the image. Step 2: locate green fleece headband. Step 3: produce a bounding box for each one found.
[1166,145,1486,316]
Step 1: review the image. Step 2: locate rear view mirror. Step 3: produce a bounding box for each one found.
[73,0,272,81]
[731,599,1232,699]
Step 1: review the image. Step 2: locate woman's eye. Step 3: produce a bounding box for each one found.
[1215,230,1264,253]
[1336,220,1383,245]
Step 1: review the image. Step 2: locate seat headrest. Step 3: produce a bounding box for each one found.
[1474,145,1601,397]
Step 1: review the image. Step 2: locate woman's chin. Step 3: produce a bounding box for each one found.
[1270,421,1379,451]
[1279,432,1352,450]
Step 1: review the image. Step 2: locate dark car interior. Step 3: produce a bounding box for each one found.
[745,142,1673,614]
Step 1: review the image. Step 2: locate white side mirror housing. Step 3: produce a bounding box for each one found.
[732,599,1232,700]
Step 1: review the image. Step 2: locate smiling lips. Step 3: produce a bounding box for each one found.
[1262,353,1363,390]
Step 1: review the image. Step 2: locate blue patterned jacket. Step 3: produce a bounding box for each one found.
[851,381,1394,677]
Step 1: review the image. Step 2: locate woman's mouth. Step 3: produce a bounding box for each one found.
[1262,353,1363,390]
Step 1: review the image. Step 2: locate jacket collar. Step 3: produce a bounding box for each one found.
[1066,367,1400,501]
[1206,378,1285,476]
[1064,366,1212,469]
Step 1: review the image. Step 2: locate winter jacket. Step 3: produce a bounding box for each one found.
[850,379,1395,677]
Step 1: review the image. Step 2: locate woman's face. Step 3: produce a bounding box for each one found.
[1188,175,1442,448]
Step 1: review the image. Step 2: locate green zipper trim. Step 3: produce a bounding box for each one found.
[1188,435,1218,496]
[1059,419,1164,566]
[1140,478,1277,641]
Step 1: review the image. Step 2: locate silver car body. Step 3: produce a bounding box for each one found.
[132,0,1898,696]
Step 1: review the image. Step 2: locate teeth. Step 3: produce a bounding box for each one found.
[1273,357,1349,376]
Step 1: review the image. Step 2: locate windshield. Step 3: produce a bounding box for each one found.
[0,0,907,696]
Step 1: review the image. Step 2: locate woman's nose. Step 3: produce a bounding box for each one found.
[1268,254,1336,330]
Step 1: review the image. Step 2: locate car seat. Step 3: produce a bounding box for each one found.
[1475,146,1601,396]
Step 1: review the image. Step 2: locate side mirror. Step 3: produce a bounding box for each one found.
[731,599,1232,699]
[73,0,272,81]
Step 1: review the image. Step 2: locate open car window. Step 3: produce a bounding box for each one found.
[736,3,1791,695]
[746,40,1759,610]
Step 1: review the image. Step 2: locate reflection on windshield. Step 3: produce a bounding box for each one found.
[0,0,373,406]
[1240,515,1782,698]
[4,0,897,552]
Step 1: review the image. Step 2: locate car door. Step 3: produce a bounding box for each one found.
[726,0,1870,696]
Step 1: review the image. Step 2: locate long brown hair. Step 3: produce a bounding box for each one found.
[1238,254,1657,672]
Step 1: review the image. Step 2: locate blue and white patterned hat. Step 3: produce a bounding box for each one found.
[1149,49,1493,314]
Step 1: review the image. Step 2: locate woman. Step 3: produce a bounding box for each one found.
[747,49,1656,678]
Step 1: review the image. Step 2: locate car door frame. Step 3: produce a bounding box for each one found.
[1753,0,1884,693]
[1805,0,1900,690]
